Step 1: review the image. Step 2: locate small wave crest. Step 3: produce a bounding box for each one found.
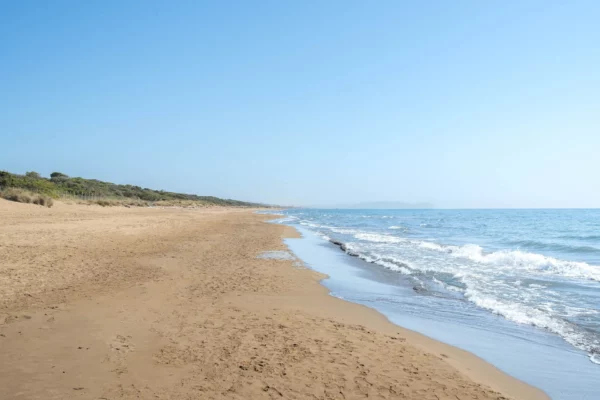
[465,288,600,362]
[445,244,600,282]
[558,234,600,242]
[328,239,413,274]
[333,226,600,282]
[347,227,600,282]
[354,232,406,244]
[506,239,600,254]
[329,227,360,235]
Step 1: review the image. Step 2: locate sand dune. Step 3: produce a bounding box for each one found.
[0,200,547,399]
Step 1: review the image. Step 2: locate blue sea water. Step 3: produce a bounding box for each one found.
[265,209,600,399]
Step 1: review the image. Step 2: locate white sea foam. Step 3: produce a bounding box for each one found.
[443,244,600,282]
[528,283,546,289]
[354,232,406,244]
[388,225,402,229]
[335,234,600,359]
[465,288,600,358]
[399,239,600,282]
[342,243,413,274]
[418,241,444,251]
[315,232,331,242]
[349,230,600,282]
[338,233,600,360]
[373,259,413,275]
[565,308,599,318]
[270,216,298,224]
[299,221,322,228]
[329,227,359,235]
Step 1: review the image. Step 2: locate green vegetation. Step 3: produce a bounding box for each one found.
[0,170,267,207]
[0,187,54,208]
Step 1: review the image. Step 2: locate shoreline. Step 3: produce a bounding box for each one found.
[265,216,549,400]
[0,201,547,399]
[276,210,600,400]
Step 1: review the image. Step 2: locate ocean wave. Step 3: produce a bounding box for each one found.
[402,238,600,282]
[324,224,600,282]
[270,216,298,224]
[316,232,331,242]
[354,232,406,244]
[558,234,600,242]
[444,244,600,282]
[505,239,600,254]
[528,283,546,289]
[330,225,600,282]
[299,221,323,228]
[349,229,600,282]
[323,231,600,363]
[329,227,360,235]
[418,241,444,251]
[282,209,600,365]
[465,288,600,363]
[329,240,413,274]
[371,258,413,275]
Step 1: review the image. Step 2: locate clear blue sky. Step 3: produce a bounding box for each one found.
[2,1,599,208]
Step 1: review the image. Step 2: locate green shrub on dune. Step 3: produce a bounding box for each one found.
[0,187,54,208]
[0,171,59,197]
[0,170,265,208]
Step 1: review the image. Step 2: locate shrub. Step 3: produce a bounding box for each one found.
[1,169,267,208]
[32,195,54,208]
[1,188,53,208]
[25,171,41,179]
[1,188,32,204]
[50,172,69,182]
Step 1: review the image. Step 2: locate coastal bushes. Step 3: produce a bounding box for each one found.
[0,188,54,208]
[1,188,32,203]
[0,170,265,207]
[0,171,59,197]
[32,195,54,207]
[25,171,41,179]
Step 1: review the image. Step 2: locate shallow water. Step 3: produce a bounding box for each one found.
[264,210,600,400]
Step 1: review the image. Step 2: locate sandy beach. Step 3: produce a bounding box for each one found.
[0,200,548,400]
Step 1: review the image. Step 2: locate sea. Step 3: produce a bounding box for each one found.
[264,209,600,400]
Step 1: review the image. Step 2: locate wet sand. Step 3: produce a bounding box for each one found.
[0,200,547,399]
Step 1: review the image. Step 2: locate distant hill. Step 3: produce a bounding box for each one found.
[0,170,267,207]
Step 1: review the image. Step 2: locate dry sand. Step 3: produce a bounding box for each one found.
[0,200,548,400]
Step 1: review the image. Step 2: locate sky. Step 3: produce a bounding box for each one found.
[1,1,599,208]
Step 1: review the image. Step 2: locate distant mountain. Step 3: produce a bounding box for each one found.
[320,201,434,209]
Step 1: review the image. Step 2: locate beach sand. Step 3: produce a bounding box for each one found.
[0,200,548,400]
